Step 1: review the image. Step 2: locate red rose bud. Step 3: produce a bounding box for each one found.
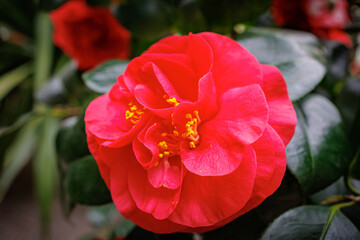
[85,32,297,233]
[50,0,130,70]
[272,0,351,47]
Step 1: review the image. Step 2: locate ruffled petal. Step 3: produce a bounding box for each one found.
[180,84,268,176]
[107,146,188,233]
[237,125,286,215]
[169,146,257,228]
[199,32,263,95]
[145,35,189,55]
[127,159,182,220]
[261,64,296,145]
[204,125,287,229]
[147,155,183,190]
[134,84,174,118]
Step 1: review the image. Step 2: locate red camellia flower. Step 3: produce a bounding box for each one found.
[272,0,351,47]
[50,0,130,70]
[85,32,297,233]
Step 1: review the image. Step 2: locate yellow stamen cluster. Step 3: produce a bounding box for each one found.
[163,95,180,107]
[125,102,145,125]
[156,110,200,162]
[182,110,200,148]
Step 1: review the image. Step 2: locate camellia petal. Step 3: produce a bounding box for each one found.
[169,146,257,228]
[261,64,297,145]
[85,84,148,147]
[199,32,263,94]
[127,159,182,220]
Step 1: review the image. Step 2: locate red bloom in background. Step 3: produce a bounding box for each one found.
[85,32,297,233]
[272,0,351,47]
[50,0,130,70]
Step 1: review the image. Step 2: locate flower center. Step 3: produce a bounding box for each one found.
[125,101,145,125]
[157,110,201,160]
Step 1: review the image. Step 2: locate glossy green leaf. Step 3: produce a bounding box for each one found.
[33,116,59,228]
[310,177,348,205]
[0,62,33,102]
[238,28,326,101]
[0,117,41,201]
[337,77,360,152]
[83,59,129,94]
[286,94,350,195]
[261,205,360,240]
[65,155,111,205]
[115,0,174,39]
[56,110,89,163]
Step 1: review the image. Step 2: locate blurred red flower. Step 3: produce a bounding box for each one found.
[50,0,130,70]
[85,32,297,233]
[272,0,351,47]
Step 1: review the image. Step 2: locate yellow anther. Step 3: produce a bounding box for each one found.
[166,97,180,106]
[158,141,168,150]
[125,101,145,125]
[185,114,192,118]
[194,110,199,115]
[154,161,159,166]
[125,110,134,119]
[159,153,164,158]
[164,151,170,156]
[130,105,137,111]
[173,130,179,136]
[161,132,167,137]
[189,141,196,149]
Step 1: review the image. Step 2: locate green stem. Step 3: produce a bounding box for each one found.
[320,201,356,240]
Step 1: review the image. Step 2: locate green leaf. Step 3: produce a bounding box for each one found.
[56,111,89,163]
[0,62,33,102]
[65,155,112,205]
[33,116,59,231]
[310,177,348,205]
[34,12,54,91]
[237,27,326,101]
[0,117,41,201]
[83,59,129,94]
[115,0,174,39]
[261,205,360,240]
[286,94,350,195]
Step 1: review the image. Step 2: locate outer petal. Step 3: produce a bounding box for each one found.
[169,147,257,228]
[261,64,296,145]
[202,125,287,230]
[237,125,286,215]
[94,145,188,233]
[180,84,268,176]
[199,32,263,95]
[85,84,148,147]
